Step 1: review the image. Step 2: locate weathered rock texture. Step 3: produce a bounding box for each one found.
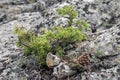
[0,0,120,80]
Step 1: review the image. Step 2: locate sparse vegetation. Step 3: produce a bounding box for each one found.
[14,26,86,65]
[57,5,89,30]
[14,5,88,65]
[76,19,89,31]
[57,5,78,26]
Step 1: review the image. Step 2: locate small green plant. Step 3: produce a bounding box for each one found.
[14,5,88,65]
[76,19,89,31]
[14,27,51,65]
[57,5,89,30]
[14,26,86,65]
[57,5,78,26]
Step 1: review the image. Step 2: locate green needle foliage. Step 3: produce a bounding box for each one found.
[14,5,88,65]
[76,19,89,31]
[14,26,86,65]
[57,5,78,26]
[14,27,51,65]
[57,5,89,30]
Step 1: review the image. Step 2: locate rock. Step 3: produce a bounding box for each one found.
[0,13,6,22]
[36,0,46,11]
[83,0,95,3]
[55,17,69,27]
[44,0,61,6]
[66,51,78,59]
[77,23,120,56]
[53,62,75,78]
[114,54,120,64]
[46,53,60,67]
[0,0,120,79]
[15,12,42,30]
[0,66,4,74]
[26,0,37,3]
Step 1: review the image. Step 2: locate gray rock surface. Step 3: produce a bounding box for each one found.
[77,23,120,56]
[0,0,120,80]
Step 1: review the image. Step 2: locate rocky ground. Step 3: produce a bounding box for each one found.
[0,0,120,80]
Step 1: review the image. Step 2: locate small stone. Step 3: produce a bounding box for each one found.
[46,53,60,67]
[53,62,75,78]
